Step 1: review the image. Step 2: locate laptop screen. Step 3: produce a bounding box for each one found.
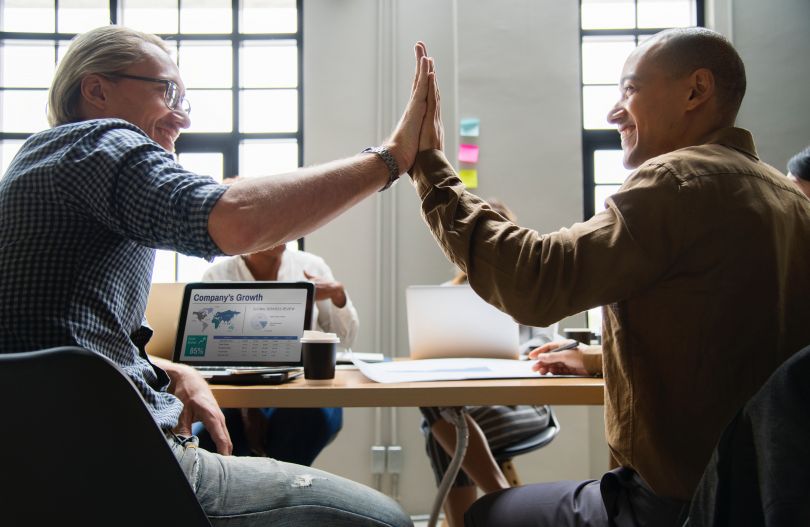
[172,281,314,367]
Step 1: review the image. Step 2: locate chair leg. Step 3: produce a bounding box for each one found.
[499,459,521,487]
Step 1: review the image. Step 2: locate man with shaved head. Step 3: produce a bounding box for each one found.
[408,28,810,526]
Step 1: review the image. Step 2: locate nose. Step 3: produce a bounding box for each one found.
[172,107,191,129]
[606,100,625,126]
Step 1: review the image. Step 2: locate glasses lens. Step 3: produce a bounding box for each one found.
[165,81,179,109]
[180,97,191,115]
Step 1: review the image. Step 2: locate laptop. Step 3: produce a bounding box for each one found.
[144,282,186,360]
[405,285,520,360]
[172,281,314,378]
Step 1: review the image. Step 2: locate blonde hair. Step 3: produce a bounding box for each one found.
[47,25,170,127]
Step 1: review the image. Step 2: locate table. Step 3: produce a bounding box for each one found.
[210,367,604,527]
[209,368,605,408]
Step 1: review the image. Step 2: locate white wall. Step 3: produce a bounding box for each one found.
[302,0,810,516]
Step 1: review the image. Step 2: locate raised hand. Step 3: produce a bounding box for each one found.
[419,53,444,152]
[385,42,432,174]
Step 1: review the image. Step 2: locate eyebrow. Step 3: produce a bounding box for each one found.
[619,74,639,86]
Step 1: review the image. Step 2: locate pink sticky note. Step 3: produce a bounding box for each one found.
[458,144,479,163]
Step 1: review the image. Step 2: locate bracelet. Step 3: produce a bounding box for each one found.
[362,146,400,191]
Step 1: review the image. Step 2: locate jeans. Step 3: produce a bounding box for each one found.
[194,407,342,466]
[168,433,412,527]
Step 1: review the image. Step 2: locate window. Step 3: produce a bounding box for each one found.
[0,0,303,282]
[579,0,703,331]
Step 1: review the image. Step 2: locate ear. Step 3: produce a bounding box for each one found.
[79,74,111,112]
[685,67,715,111]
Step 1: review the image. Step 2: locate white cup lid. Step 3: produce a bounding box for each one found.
[300,330,340,343]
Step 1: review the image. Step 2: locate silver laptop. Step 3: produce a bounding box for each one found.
[172,281,314,377]
[405,285,520,360]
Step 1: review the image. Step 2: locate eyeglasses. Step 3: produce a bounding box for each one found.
[105,72,191,114]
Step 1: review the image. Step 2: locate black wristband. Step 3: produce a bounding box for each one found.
[362,146,400,191]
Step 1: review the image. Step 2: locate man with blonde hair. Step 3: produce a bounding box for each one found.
[0,24,430,526]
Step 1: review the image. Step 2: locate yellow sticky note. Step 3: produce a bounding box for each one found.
[459,168,478,189]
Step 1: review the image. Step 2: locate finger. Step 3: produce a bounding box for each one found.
[528,343,559,358]
[426,72,437,119]
[412,42,427,94]
[208,413,233,455]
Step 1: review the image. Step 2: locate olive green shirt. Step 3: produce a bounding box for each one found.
[410,127,810,500]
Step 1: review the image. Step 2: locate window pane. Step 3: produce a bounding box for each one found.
[581,0,635,30]
[1,0,55,33]
[179,41,232,89]
[586,307,603,338]
[0,90,49,133]
[1,41,56,88]
[638,0,696,28]
[240,89,297,133]
[594,184,622,212]
[177,254,213,282]
[177,152,224,181]
[240,41,298,88]
[241,0,297,34]
[58,0,110,34]
[239,139,298,177]
[185,89,232,133]
[582,37,635,86]
[180,0,231,34]
[594,150,632,184]
[1,140,25,177]
[152,250,176,283]
[122,0,178,34]
[582,85,618,130]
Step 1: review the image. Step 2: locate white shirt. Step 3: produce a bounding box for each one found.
[202,251,359,349]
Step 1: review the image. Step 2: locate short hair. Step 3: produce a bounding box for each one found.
[648,27,746,125]
[788,147,810,182]
[47,25,170,127]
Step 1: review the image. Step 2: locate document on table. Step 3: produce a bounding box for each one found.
[352,357,575,383]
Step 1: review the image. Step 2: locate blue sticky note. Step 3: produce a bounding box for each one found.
[460,118,480,137]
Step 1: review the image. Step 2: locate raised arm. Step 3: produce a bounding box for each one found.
[208,42,432,255]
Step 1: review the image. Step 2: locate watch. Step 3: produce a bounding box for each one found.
[362,146,400,191]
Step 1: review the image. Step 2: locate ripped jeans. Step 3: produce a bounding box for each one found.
[168,434,412,527]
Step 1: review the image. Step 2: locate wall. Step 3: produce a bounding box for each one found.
[301,0,810,516]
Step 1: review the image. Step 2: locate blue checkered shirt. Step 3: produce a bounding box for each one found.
[0,119,227,430]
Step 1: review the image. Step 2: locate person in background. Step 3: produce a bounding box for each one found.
[196,176,358,465]
[0,24,431,526]
[787,146,810,198]
[419,198,554,527]
[409,29,810,526]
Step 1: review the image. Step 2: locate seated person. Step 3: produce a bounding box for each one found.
[419,198,555,527]
[787,146,810,198]
[194,177,359,465]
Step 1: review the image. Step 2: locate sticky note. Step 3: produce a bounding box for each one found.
[459,168,478,189]
[459,144,479,163]
[460,118,480,137]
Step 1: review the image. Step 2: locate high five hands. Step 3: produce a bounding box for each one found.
[386,42,445,175]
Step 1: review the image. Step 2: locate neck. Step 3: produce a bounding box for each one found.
[242,253,282,281]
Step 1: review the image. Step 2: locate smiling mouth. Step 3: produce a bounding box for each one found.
[619,125,636,144]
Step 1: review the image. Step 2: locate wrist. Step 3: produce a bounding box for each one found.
[362,145,401,191]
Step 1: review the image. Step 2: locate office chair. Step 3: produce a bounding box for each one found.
[685,344,810,527]
[492,406,561,486]
[0,346,212,527]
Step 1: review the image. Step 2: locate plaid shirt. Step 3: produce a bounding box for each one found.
[0,119,227,430]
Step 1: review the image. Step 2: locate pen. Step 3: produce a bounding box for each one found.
[553,340,581,352]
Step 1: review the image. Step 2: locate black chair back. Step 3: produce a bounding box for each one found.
[0,346,212,527]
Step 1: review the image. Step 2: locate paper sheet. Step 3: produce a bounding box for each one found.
[352,357,557,383]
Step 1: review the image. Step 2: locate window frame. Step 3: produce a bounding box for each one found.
[0,0,305,279]
[579,0,705,219]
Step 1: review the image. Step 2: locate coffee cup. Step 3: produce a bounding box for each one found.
[301,330,340,385]
[563,327,594,345]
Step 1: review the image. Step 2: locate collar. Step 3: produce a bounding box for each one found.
[702,127,759,160]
